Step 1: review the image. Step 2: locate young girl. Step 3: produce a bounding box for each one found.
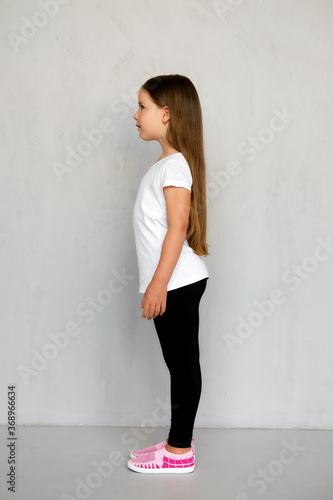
[127,74,209,474]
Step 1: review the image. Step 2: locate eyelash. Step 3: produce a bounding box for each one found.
[140,105,144,109]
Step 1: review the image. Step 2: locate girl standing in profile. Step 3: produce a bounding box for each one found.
[128,74,209,474]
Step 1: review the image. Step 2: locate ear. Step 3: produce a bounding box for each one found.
[162,106,171,124]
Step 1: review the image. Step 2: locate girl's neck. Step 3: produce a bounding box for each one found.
[156,145,180,163]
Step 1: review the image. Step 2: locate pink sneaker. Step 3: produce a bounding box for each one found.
[127,445,195,474]
[130,437,195,459]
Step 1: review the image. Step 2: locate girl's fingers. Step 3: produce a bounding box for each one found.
[153,308,160,318]
[143,301,157,319]
[141,298,148,318]
[148,305,156,320]
[153,303,164,318]
[148,303,160,320]
[142,305,149,318]
[141,296,165,319]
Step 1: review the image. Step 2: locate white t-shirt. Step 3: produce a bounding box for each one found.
[133,152,209,293]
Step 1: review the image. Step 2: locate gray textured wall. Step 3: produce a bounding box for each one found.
[1,0,333,428]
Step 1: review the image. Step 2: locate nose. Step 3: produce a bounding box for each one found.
[133,110,138,120]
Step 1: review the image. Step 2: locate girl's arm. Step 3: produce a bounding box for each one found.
[141,186,191,320]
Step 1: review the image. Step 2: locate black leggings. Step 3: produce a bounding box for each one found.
[153,278,208,448]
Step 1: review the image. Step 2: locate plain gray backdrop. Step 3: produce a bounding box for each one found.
[1,0,332,429]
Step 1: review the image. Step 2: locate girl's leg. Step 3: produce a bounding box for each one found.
[153,278,208,449]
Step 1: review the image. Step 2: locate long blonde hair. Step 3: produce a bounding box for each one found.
[142,74,208,256]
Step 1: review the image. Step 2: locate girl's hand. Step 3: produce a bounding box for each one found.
[141,280,167,320]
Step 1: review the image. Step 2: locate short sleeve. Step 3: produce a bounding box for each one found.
[160,160,192,192]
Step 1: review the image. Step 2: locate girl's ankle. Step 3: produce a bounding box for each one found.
[165,443,191,454]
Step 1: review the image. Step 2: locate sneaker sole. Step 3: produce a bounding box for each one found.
[127,460,195,474]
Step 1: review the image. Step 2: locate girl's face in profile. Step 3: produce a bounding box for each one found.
[133,88,168,142]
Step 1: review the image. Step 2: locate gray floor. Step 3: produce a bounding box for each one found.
[1,426,332,500]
